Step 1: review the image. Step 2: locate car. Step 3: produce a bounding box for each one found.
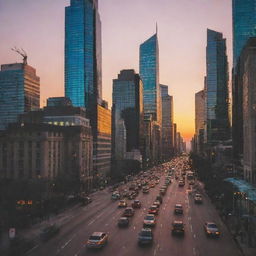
[86,232,108,248]
[132,200,141,209]
[138,228,154,245]
[160,189,166,195]
[194,194,203,204]
[189,180,195,185]
[80,196,92,206]
[142,187,149,194]
[148,205,159,215]
[204,222,220,237]
[40,224,60,241]
[174,204,183,214]
[111,192,120,200]
[178,180,185,187]
[153,201,160,209]
[123,207,135,217]
[156,195,163,204]
[143,214,156,227]
[118,200,127,208]
[172,220,185,236]
[118,217,129,227]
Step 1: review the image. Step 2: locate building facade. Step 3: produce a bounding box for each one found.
[160,84,173,160]
[112,70,144,161]
[205,29,230,145]
[239,38,256,184]
[232,0,256,69]
[0,63,40,130]
[195,89,205,154]
[0,100,93,192]
[65,0,102,108]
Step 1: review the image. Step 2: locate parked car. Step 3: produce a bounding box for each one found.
[148,205,159,215]
[80,196,92,206]
[86,232,108,248]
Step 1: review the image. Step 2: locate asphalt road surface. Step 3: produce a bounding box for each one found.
[27,157,241,256]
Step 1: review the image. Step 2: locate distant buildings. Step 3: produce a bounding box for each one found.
[112,70,144,162]
[0,63,40,130]
[160,84,174,160]
[205,29,230,145]
[0,98,93,192]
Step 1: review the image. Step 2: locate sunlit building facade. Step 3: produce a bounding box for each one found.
[0,63,40,131]
[232,0,256,69]
[160,84,173,160]
[205,29,230,145]
[65,0,102,108]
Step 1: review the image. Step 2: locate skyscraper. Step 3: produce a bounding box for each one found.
[195,89,205,153]
[160,84,173,160]
[232,0,256,69]
[139,32,160,123]
[205,29,230,145]
[112,70,144,161]
[65,0,102,108]
[0,63,40,130]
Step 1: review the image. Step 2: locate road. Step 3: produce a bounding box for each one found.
[27,157,241,256]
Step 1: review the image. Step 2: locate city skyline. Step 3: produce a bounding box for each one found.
[0,0,232,142]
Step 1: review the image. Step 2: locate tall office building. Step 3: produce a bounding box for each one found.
[160,84,173,160]
[112,70,144,161]
[65,0,102,108]
[205,29,230,145]
[65,0,111,178]
[0,63,40,130]
[232,0,256,69]
[195,89,205,153]
[139,32,161,123]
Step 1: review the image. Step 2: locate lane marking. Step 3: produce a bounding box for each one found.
[193,234,196,238]
[190,225,193,233]
[193,247,196,255]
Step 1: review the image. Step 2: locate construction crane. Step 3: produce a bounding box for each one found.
[11,47,27,65]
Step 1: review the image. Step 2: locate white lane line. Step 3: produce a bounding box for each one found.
[154,248,157,256]
[193,234,196,238]
[190,225,193,233]
[88,219,96,226]
[61,238,72,249]
[25,244,39,255]
[193,247,196,255]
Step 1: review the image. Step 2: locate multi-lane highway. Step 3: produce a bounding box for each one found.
[28,157,241,256]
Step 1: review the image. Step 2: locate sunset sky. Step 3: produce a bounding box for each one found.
[0,0,232,143]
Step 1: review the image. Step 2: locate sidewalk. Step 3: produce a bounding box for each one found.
[0,203,82,255]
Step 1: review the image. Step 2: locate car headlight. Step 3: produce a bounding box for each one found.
[216,232,220,235]
[207,231,211,234]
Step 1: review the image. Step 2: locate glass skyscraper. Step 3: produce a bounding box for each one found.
[206,29,230,144]
[0,63,40,130]
[112,70,144,160]
[139,33,160,123]
[65,0,102,108]
[232,0,256,69]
